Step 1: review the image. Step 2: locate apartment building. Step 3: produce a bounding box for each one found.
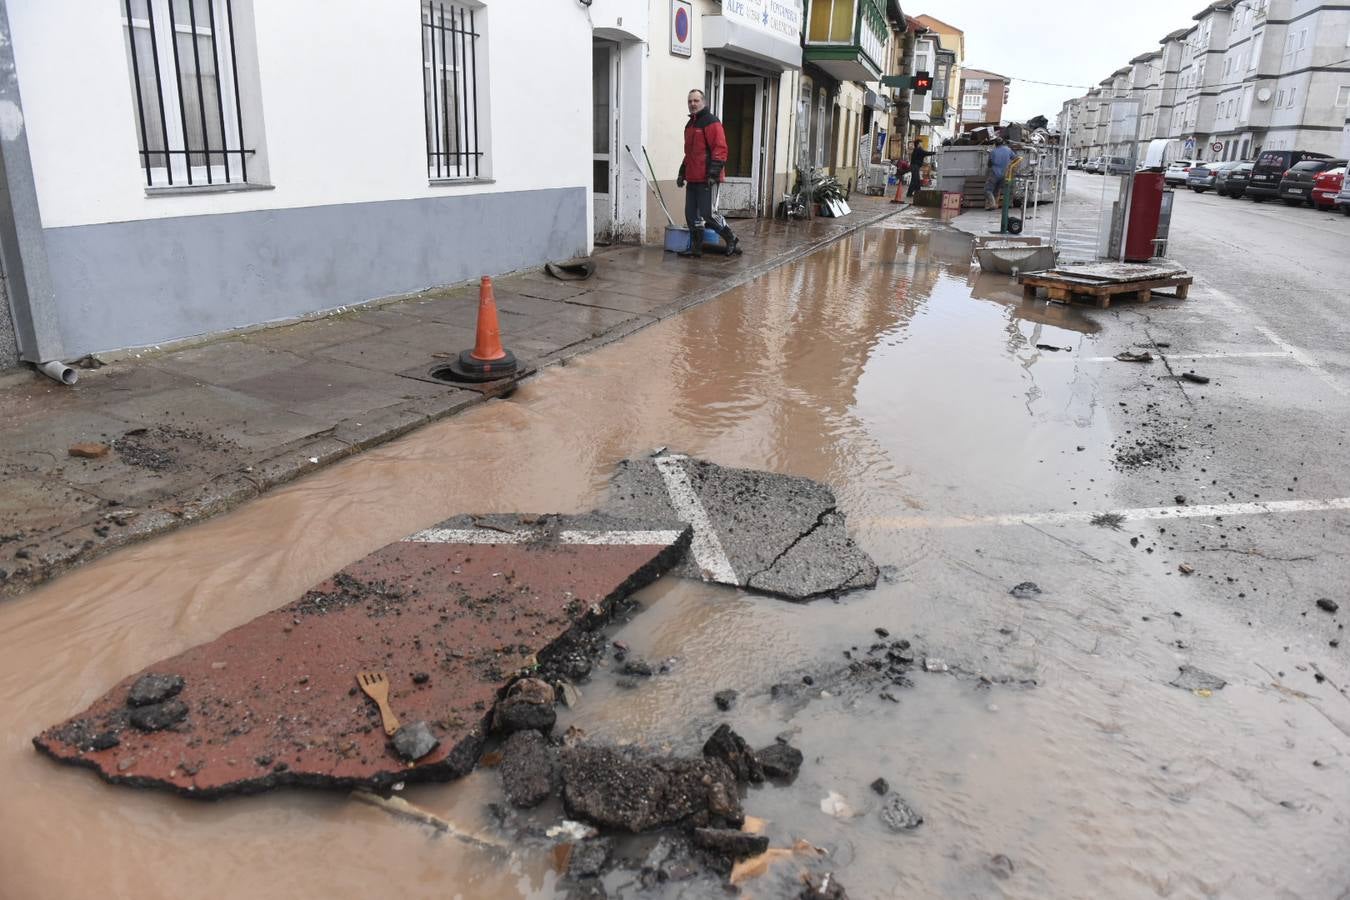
[958,68,1009,132]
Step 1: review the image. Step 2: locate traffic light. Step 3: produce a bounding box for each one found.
[913,71,932,95]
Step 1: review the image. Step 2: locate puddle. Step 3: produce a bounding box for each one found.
[0,219,1344,899]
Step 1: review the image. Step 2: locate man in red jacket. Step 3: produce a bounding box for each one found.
[675,89,742,258]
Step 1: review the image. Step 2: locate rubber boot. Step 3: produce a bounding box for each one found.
[718,226,742,256]
[984,193,997,210]
[678,226,704,258]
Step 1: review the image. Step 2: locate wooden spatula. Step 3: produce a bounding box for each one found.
[357,671,400,736]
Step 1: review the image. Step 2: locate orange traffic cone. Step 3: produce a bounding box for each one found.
[890,178,907,204]
[446,276,518,382]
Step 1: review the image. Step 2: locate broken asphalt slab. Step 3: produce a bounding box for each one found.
[33,513,689,798]
[605,453,878,600]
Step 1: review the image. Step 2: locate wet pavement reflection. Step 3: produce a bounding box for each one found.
[0,216,1344,899]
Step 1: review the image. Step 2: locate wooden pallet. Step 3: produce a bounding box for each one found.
[1019,270,1192,308]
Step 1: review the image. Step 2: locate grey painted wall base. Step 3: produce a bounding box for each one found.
[42,187,587,357]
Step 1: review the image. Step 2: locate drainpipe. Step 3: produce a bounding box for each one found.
[0,0,75,385]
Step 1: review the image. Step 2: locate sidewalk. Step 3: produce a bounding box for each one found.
[0,197,906,596]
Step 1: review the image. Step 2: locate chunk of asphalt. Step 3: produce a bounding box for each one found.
[498,729,558,808]
[126,673,185,708]
[493,678,557,736]
[879,793,924,831]
[34,513,690,798]
[605,453,878,601]
[566,837,612,879]
[1009,582,1042,599]
[756,742,804,781]
[713,689,738,711]
[1170,665,1227,692]
[691,827,770,860]
[560,744,743,832]
[702,724,763,784]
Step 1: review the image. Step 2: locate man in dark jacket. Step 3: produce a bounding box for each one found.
[908,139,935,199]
[675,89,741,258]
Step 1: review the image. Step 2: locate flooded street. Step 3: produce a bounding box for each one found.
[2,215,1348,899]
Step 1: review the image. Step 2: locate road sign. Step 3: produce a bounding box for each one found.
[1183,138,1196,155]
[1211,141,1224,153]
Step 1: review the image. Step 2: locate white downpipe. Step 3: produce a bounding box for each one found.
[36,360,77,385]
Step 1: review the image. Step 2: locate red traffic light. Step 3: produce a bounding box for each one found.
[913,71,932,94]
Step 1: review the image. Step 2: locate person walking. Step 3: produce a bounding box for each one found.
[908,139,935,199]
[985,138,1015,210]
[675,89,741,258]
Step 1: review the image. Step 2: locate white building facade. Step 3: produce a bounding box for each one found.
[0,0,592,366]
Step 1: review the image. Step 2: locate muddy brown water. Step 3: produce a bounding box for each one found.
[2,220,1346,899]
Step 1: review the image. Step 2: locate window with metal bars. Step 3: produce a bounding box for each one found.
[422,2,485,181]
[121,0,253,188]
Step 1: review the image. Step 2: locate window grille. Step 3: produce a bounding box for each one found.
[422,2,484,180]
[121,0,252,187]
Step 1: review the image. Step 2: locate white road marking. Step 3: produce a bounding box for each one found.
[1061,351,1293,363]
[404,528,684,545]
[652,455,739,583]
[1202,283,1349,398]
[863,497,1350,530]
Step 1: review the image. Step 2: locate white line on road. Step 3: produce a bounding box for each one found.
[404,528,685,545]
[1060,351,1293,363]
[1202,283,1349,398]
[653,454,739,583]
[862,497,1350,530]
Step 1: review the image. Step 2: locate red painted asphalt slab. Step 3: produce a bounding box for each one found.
[34,514,689,797]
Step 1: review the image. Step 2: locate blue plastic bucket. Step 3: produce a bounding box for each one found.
[663,226,725,253]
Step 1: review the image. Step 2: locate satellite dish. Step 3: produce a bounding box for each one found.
[1256,87,1272,102]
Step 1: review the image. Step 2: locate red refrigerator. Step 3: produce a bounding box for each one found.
[1124,172,1167,261]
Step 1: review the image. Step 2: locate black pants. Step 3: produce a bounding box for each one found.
[908,168,922,197]
[684,181,735,242]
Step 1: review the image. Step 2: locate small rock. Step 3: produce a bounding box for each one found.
[494,678,557,735]
[566,837,612,879]
[116,756,138,772]
[1316,598,1339,614]
[879,793,923,831]
[68,443,110,459]
[129,699,188,732]
[391,721,439,761]
[126,673,185,708]
[820,791,855,818]
[874,627,890,637]
[1174,495,1187,505]
[1114,350,1153,363]
[621,658,653,677]
[1009,582,1041,599]
[756,741,804,780]
[1170,665,1226,692]
[713,689,738,711]
[691,827,769,860]
[411,672,430,685]
[499,729,557,808]
[87,731,120,752]
[546,820,598,841]
[1181,372,1210,384]
[1178,563,1194,575]
[987,854,1015,879]
[923,658,948,673]
[870,777,889,795]
[703,724,763,784]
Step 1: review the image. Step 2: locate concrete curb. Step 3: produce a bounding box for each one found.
[2,204,906,597]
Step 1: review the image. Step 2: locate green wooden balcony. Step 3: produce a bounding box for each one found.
[803,0,888,82]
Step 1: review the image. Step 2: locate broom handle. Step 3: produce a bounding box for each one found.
[625,144,676,227]
[639,145,678,227]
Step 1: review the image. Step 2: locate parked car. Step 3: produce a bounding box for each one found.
[1187,160,1242,192]
[1216,161,1254,197]
[1246,149,1332,201]
[1104,156,1132,176]
[1083,156,1102,174]
[1310,165,1346,210]
[1337,182,1350,216]
[1067,157,1084,170]
[1276,158,1347,206]
[1163,159,1199,186]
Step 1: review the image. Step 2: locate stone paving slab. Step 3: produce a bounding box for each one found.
[0,198,905,597]
[33,513,691,798]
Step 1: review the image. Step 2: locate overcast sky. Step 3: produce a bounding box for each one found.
[920,0,1196,122]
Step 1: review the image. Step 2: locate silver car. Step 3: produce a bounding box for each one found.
[1336,181,1350,216]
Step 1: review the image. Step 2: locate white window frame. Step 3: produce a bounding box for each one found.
[1336,85,1350,108]
[121,0,247,188]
